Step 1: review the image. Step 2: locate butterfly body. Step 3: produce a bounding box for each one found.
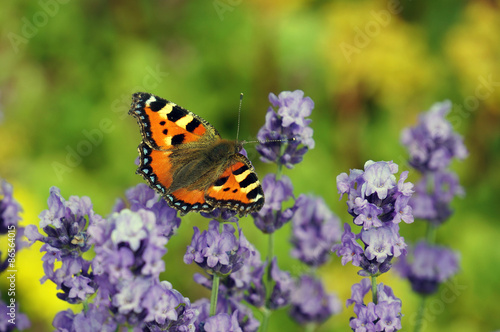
[129,92,264,216]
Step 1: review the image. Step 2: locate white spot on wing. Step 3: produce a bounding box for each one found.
[145,96,157,104]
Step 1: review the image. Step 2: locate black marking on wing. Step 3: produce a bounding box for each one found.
[239,173,258,188]
[246,186,262,200]
[171,134,185,146]
[214,176,229,186]
[186,118,201,133]
[233,164,249,176]
[150,100,167,112]
[167,106,185,122]
[165,194,214,215]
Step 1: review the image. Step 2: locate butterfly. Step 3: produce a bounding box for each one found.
[129,92,265,216]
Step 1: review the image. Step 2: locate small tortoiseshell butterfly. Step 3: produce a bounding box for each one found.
[129,92,265,216]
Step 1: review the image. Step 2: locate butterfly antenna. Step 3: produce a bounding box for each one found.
[235,93,244,141]
[243,137,296,145]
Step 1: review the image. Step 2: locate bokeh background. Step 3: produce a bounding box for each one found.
[1,0,499,331]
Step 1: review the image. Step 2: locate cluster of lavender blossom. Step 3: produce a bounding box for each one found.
[24,185,197,331]
[396,101,466,297]
[15,90,342,331]
[6,92,468,332]
[182,90,342,330]
[333,160,415,331]
[0,180,30,331]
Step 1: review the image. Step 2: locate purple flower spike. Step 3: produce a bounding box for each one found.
[256,90,315,168]
[401,100,468,172]
[184,220,250,276]
[290,194,341,267]
[1,179,28,274]
[289,275,341,325]
[203,311,242,332]
[113,184,181,240]
[0,180,22,234]
[52,303,116,332]
[269,258,294,309]
[410,171,464,225]
[347,279,402,331]
[337,160,414,228]
[395,241,459,294]
[251,174,295,234]
[335,160,414,276]
[0,301,31,331]
[24,187,101,302]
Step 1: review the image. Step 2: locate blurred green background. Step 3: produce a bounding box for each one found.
[1,0,499,331]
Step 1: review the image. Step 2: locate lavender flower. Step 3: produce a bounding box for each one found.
[337,161,414,229]
[256,90,314,168]
[398,101,467,330]
[89,208,167,283]
[0,299,31,331]
[289,275,341,325]
[1,179,27,273]
[290,194,342,267]
[203,311,242,332]
[395,241,459,294]
[334,161,413,276]
[251,174,295,234]
[184,220,250,276]
[193,298,259,332]
[400,100,468,173]
[113,183,181,240]
[0,180,22,234]
[201,208,238,223]
[56,206,197,330]
[190,238,287,331]
[331,223,364,266]
[347,279,402,332]
[24,187,99,303]
[410,171,464,225]
[52,303,116,332]
[268,258,294,309]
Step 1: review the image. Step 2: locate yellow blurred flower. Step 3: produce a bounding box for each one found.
[445,1,500,110]
[322,0,437,109]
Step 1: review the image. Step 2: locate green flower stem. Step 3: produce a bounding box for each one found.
[265,232,275,298]
[305,323,317,332]
[209,221,225,317]
[260,307,271,332]
[426,222,437,244]
[209,274,220,317]
[414,295,427,332]
[82,299,89,312]
[260,231,275,332]
[371,275,378,304]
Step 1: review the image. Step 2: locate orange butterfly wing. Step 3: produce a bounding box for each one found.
[205,156,264,215]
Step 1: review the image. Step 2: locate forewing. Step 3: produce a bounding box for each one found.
[129,92,220,149]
